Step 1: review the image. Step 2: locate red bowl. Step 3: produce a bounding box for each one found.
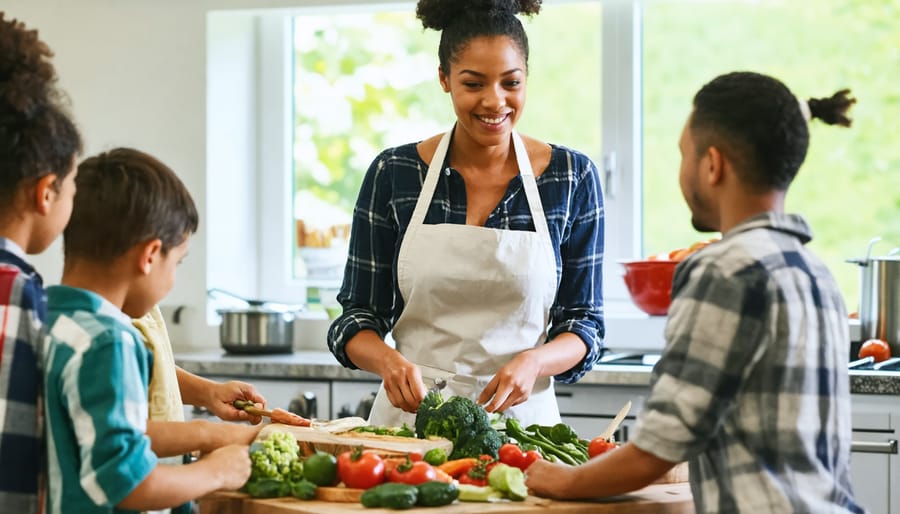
[620,260,679,316]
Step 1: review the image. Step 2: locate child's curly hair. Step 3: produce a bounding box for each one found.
[0,12,82,207]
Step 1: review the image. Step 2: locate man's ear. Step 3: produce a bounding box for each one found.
[705,145,725,186]
[438,66,450,93]
[34,174,59,215]
[137,239,163,275]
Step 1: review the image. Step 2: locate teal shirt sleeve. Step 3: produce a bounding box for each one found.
[65,329,157,506]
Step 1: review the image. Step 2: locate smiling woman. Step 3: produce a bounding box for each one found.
[325,0,606,434]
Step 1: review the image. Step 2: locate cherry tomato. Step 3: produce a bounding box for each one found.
[337,448,385,490]
[386,458,437,485]
[588,437,618,458]
[498,443,526,470]
[859,338,892,363]
[522,449,543,468]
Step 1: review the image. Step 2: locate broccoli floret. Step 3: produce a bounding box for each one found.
[415,390,445,438]
[450,426,505,460]
[414,392,506,459]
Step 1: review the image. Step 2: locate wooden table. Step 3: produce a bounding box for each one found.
[199,483,693,514]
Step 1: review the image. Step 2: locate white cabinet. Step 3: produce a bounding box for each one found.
[555,383,649,441]
[850,398,899,514]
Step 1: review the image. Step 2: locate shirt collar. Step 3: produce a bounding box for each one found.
[0,237,38,275]
[723,212,814,244]
[46,285,134,326]
[0,237,27,259]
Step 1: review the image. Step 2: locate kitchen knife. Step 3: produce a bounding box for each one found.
[598,400,631,441]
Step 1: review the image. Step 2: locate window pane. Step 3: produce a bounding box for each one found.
[643,0,900,310]
[291,3,603,283]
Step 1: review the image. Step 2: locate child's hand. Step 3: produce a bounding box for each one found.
[204,444,252,491]
[206,381,267,424]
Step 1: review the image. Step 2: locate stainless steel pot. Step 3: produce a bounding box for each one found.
[849,239,900,356]
[209,289,302,354]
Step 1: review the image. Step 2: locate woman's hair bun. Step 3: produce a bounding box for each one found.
[416,0,542,31]
[0,13,58,118]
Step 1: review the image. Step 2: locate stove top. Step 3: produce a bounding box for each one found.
[598,351,900,373]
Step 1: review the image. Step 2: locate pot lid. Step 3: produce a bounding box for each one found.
[209,288,304,314]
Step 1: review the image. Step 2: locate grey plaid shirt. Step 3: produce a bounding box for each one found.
[632,213,863,513]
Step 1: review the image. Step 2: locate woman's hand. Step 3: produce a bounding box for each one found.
[477,350,541,413]
[377,350,427,413]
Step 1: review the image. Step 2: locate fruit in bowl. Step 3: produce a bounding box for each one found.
[620,259,679,316]
[622,239,719,315]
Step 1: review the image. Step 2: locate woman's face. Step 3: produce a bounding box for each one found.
[439,35,527,148]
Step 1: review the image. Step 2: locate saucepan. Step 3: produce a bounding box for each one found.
[847,238,900,356]
[209,288,304,354]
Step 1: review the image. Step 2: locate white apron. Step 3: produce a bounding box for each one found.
[368,128,561,428]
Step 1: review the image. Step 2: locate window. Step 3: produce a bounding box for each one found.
[642,0,900,311]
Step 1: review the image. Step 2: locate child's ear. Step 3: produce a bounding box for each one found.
[34,174,59,215]
[138,239,164,275]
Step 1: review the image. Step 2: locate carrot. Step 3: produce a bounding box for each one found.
[437,458,478,478]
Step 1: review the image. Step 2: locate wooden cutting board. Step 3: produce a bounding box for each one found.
[258,424,453,457]
[199,483,693,514]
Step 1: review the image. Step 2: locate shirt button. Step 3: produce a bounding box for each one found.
[444,168,451,176]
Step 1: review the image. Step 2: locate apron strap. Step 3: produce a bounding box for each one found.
[511,132,550,239]
[408,130,452,228]
[408,128,550,240]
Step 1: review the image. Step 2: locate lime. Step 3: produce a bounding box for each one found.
[302,451,338,486]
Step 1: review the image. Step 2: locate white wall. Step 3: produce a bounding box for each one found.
[1,0,336,348]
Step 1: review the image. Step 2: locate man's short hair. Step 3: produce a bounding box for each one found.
[690,71,809,192]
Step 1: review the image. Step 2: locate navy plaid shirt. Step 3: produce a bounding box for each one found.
[632,213,863,513]
[328,141,605,383]
[0,238,46,513]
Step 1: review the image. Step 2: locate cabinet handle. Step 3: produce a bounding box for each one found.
[851,440,897,454]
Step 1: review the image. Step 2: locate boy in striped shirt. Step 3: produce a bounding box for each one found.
[43,148,252,514]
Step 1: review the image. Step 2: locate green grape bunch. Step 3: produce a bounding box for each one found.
[249,432,301,481]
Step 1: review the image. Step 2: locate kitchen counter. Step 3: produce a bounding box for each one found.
[174,351,900,396]
[199,483,693,514]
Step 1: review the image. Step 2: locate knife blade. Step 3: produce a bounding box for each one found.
[598,400,631,441]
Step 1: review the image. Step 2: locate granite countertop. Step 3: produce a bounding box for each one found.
[174,350,900,395]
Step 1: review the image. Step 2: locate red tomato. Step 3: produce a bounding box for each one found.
[588,437,618,458]
[386,459,437,485]
[337,449,385,490]
[458,473,488,487]
[498,444,526,470]
[522,450,543,468]
[859,338,892,363]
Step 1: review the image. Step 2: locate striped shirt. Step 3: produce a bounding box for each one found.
[632,213,863,513]
[327,141,605,383]
[0,238,45,513]
[44,286,157,514]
